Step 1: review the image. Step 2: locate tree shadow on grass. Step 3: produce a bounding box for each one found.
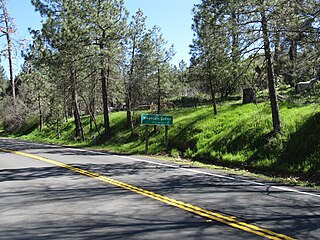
[189,117,269,165]
[186,111,320,184]
[169,110,214,153]
[274,112,320,183]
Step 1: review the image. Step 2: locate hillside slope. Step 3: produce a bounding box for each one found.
[10,101,320,184]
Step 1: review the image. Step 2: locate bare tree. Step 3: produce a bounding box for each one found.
[0,0,16,104]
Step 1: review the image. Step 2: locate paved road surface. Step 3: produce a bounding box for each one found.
[0,138,319,239]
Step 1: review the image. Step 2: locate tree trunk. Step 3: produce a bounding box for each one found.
[87,81,100,136]
[71,66,85,140]
[1,4,15,104]
[126,97,133,133]
[126,82,134,135]
[261,3,281,133]
[56,118,61,139]
[154,66,161,132]
[208,63,218,116]
[38,92,43,132]
[209,75,218,116]
[286,39,297,87]
[242,88,256,104]
[127,40,136,133]
[7,33,14,102]
[89,108,93,132]
[89,75,97,132]
[63,84,69,122]
[157,66,161,115]
[101,65,111,140]
[273,32,280,82]
[231,9,240,63]
[99,28,111,140]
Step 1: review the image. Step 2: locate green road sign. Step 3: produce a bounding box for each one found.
[141,114,173,126]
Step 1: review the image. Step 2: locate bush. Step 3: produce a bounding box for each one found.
[173,96,201,108]
[0,96,31,133]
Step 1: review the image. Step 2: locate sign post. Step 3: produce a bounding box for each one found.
[141,114,173,154]
[165,125,169,151]
[145,125,149,155]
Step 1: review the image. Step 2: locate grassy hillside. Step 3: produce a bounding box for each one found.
[5,100,320,185]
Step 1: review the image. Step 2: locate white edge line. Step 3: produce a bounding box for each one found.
[3,139,320,199]
[112,155,320,199]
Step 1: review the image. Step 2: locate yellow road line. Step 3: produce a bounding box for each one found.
[0,148,296,240]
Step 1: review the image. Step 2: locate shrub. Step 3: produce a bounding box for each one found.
[0,96,31,133]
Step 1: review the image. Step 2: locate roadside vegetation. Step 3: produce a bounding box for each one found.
[0,1,319,186]
[2,91,319,186]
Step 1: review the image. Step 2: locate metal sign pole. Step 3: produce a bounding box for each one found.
[145,125,149,155]
[141,114,173,155]
[165,125,169,153]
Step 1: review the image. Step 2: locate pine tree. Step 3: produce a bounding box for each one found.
[81,0,128,140]
[191,0,283,132]
[32,0,89,140]
[125,9,147,133]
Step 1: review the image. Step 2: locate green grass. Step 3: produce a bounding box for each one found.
[3,100,320,186]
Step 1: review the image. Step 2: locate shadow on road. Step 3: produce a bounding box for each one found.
[0,138,319,239]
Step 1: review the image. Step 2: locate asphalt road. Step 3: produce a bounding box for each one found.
[0,138,319,240]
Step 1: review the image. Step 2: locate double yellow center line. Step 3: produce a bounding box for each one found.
[0,147,295,240]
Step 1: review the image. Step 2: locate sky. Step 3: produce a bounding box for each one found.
[1,0,199,78]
